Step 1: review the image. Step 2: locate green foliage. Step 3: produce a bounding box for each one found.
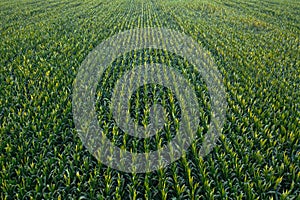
[1,0,299,199]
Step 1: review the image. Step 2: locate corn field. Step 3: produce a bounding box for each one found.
[1,0,299,199]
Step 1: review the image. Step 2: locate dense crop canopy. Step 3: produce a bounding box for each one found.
[1,0,299,199]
